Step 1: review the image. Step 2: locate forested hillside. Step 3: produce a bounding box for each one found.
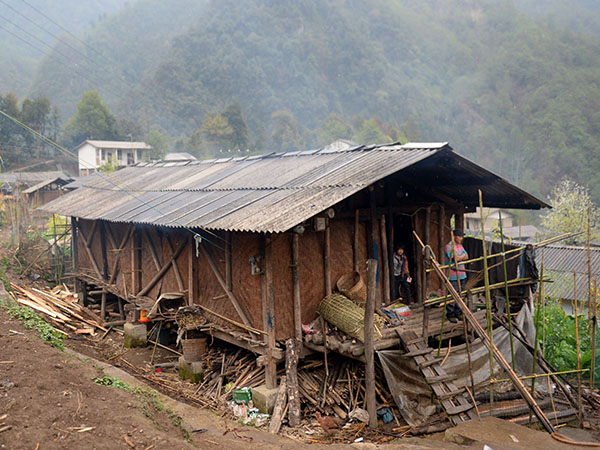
[0,0,128,96]
[10,0,600,201]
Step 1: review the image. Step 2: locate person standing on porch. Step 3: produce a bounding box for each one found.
[444,229,468,322]
[393,244,413,304]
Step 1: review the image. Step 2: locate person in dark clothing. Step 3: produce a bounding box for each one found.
[393,244,413,304]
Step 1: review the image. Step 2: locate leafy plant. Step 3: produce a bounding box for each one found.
[0,299,65,350]
[540,299,599,385]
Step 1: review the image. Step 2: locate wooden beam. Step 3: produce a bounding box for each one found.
[380,215,390,305]
[188,233,197,306]
[365,258,378,429]
[225,231,232,291]
[292,233,302,342]
[324,224,331,296]
[108,224,135,285]
[286,338,301,427]
[71,217,79,292]
[77,221,103,281]
[99,221,108,320]
[137,241,185,297]
[143,228,162,271]
[353,209,359,273]
[131,225,141,295]
[262,234,277,389]
[165,234,185,292]
[424,206,431,301]
[200,243,252,327]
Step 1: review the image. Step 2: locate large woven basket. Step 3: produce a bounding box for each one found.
[336,271,367,304]
[318,293,383,343]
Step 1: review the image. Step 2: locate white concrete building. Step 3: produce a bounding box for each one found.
[76,140,152,176]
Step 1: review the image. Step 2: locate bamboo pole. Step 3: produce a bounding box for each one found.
[425,277,536,305]
[479,190,494,413]
[292,233,302,342]
[428,232,573,272]
[413,231,556,434]
[529,253,544,425]
[574,270,583,426]
[365,258,378,429]
[491,368,590,384]
[588,203,592,336]
[592,277,597,388]
[499,211,516,369]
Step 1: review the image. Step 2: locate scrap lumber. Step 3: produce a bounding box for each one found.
[269,376,288,434]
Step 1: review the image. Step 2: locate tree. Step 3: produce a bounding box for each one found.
[143,130,169,161]
[315,113,352,147]
[541,178,600,245]
[270,109,304,152]
[200,112,234,149]
[352,118,392,145]
[222,103,249,149]
[62,91,119,148]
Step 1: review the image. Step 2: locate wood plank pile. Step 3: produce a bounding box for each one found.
[9,283,106,336]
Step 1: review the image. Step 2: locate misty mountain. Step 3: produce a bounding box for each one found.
[0,0,129,96]
[11,0,600,201]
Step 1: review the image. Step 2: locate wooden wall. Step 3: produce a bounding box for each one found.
[73,202,458,342]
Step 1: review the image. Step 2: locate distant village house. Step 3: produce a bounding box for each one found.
[76,140,152,176]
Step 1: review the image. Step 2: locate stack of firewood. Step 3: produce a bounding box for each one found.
[9,283,105,336]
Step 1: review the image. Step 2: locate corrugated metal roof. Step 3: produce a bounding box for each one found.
[529,244,600,301]
[1,171,70,186]
[40,143,548,233]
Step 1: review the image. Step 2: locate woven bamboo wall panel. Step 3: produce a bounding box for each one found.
[297,227,325,326]
[271,233,293,340]
[139,226,163,299]
[330,218,361,300]
[230,232,262,330]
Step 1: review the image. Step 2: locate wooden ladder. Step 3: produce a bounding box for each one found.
[399,330,478,426]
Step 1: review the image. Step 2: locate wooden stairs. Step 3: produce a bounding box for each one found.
[399,330,478,426]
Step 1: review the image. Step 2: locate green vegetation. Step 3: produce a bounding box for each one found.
[93,375,190,441]
[0,299,65,350]
[540,299,600,386]
[62,91,120,148]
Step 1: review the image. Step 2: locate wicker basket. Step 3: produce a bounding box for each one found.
[318,293,383,343]
[336,271,367,305]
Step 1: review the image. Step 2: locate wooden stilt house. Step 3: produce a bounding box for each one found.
[41,142,548,387]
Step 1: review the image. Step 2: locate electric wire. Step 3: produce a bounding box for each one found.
[0,16,128,102]
[0,107,228,252]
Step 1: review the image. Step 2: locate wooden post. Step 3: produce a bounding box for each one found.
[131,226,141,295]
[369,187,376,260]
[226,231,232,292]
[353,209,360,273]
[71,217,79,289]
[324,224,331,296]
[262,234,277,389]
[455,209,464,231]
[100,221,108,320]
[424,207,431,301]
[365,258,378,429]
[188,233,198,306]
[286,338,301,427]
[413,212,422,304]
[380,215,390,305]
[388,207,395,299]
[438,205,445,263]
[292,233,302,342]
